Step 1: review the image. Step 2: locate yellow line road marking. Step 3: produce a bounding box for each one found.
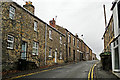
[88,62,99,80]
[10,68,53,80]
[91,64,96,80]
[9,65,70,80]
[88,66,92,80]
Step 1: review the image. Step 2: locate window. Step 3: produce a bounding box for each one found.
[32,41,38,55]
[60,36,62,44]
[49,48,52,57]
[34,21,38,31]
[118,2,120,28]
[116,39,119,45]
[7,35,14,49]
[49,30,52,39]
[9,6,15,19]
[77,39,79,48]
[112,22,114,32]
[60,52,62,59]
[68,34,71,43]
[73,38,75,46]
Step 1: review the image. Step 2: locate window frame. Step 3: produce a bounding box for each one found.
[60,36,62,44]
[69,34,71,43]
[60,51,62,59]
[34,21,38,31]
[49,30,52,39]
[9,6,15,19]
[32,41,39,55]
[49,48,52,57]
[7,35,14,49]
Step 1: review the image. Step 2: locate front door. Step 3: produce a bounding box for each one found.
[21,41,27,59]
[55,51,57,63]
[80,53,83,61]
[114,47,119,69]
[73,50,75,61]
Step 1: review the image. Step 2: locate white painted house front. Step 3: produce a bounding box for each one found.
[111,0,120,72]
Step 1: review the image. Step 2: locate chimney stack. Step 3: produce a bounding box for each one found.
[103,4,107,27]
[23,1,35,14]
[49,18,56,28]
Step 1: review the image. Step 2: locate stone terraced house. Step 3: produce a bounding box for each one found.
[1,1,93,71]
[2,1,65,71]
[52,19,93,62]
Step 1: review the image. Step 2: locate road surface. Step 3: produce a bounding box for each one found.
[14,60,98,79]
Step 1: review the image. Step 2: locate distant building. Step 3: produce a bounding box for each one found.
[92,53,97,60]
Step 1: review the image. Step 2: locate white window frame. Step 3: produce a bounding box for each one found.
[49,48,52,57]
[60,52,62,59]
[32,41,38,55]
[49,30,52,39]
[9,6,15,19]
[7,35,14,49]
[60,36,62,44]
[34,21,38,31]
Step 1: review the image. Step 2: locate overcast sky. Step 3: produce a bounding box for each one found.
[13,0,114,59]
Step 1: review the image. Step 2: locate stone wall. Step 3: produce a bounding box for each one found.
[104,15,114,52]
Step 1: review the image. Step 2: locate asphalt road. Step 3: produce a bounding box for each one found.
[15,60,98,79]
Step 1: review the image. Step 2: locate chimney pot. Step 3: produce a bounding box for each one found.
[26,2,28,5]
[49,18,56,28]
[23,1,34,14]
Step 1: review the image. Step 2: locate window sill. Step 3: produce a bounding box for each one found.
[9,18,15,21]
[48,55,52,58]
[7,47,14,50]
[49,38,53,40]
[34,30,38,33]
[60,43,62,44]
[32,53,38,56]
[59,58,62,60]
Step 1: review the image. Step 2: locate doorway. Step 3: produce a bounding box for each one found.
[55,51,57,63]
[114,47,119,69]
[73,50,75,61]
[80,53,83,61]
[21,41,27,59]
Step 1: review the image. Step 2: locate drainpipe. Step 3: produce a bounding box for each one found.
[45,24,47,65]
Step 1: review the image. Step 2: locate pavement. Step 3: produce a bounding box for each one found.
[2,60,97,80]
[95,61,119,80]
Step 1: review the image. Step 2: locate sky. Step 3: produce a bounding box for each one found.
[13,0,114,59]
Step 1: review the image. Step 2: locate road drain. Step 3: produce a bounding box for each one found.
[84,70,89,73]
